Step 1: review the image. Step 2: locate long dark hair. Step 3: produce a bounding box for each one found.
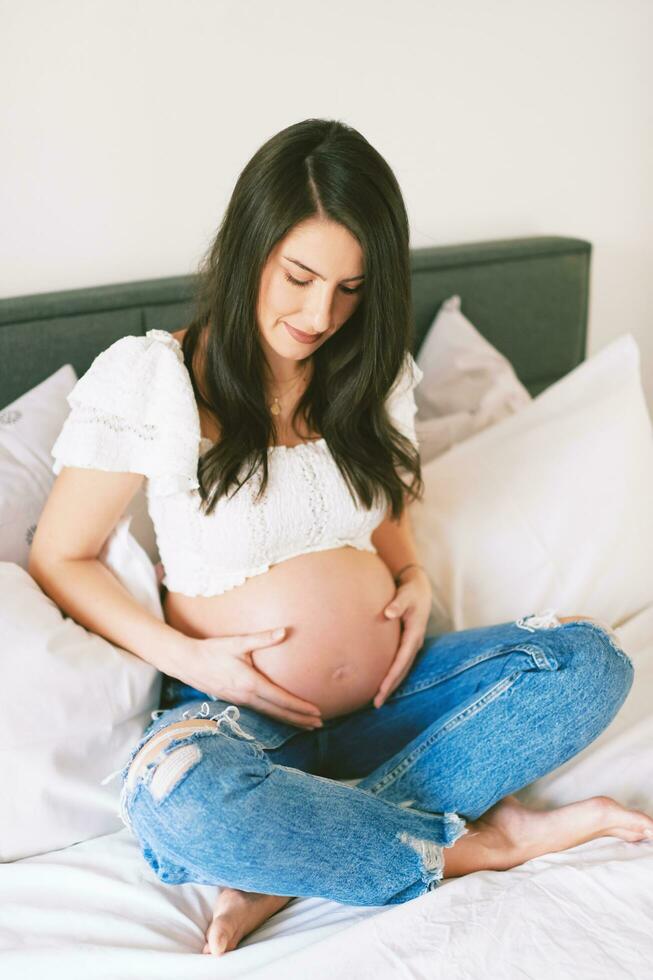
[181,117,423,520]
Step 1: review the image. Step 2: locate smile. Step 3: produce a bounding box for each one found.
[284,321,319,344]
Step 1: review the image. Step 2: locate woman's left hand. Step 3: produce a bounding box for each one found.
[373,567,432,709]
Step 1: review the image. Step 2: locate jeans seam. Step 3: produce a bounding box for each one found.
[391,639,557,700]
[366,668,523,795]
[391,643,529,700]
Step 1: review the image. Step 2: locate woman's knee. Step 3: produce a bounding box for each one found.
[121,713,270,839]
[125,719,217,795]
[558,619,634,713]
[558,614,623,653]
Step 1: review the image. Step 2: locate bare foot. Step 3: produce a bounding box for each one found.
[203,887,292,956]
[202,795,653,953]
[443,794,653,879]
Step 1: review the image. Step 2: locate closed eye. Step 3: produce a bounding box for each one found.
[284,272,363,296]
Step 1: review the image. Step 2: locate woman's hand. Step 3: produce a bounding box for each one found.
[176,627,324,729]
[373,567,432,709]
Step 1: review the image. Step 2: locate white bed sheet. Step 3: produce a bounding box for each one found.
[2,604,652,980]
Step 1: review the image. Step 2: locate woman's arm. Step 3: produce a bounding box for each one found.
[29,466,192,676]
[371,498,423,582]
[371,499,432,707]
[29,554,192,675]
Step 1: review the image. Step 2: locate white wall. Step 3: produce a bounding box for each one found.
[1,0,651,407]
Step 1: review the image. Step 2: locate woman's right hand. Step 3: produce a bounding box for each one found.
[179,627,324,729]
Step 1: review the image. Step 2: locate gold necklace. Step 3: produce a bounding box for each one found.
[268,365,309,416]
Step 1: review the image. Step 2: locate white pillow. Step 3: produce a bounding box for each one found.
[0,364,160,568]
[410,333,653,636]
[0,364,78,569]
[414,295,532,464]
[0,543,162,862]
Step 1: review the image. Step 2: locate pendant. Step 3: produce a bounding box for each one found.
[270,400,281,416]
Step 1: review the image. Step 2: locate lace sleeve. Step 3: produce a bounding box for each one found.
[384,352,424,449]
[51,330,202,496]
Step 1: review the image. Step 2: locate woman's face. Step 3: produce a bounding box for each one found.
[256,217,365,377]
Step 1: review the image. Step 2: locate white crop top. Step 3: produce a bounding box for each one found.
[51,329,424,597]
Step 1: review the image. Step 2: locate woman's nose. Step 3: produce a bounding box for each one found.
[306,288,336,334]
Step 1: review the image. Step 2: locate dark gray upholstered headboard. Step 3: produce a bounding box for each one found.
[0,235,591,408]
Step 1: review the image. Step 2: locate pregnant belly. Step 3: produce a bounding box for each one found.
[163,547,401,719]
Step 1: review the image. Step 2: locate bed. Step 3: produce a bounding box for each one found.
[3,234,653,979]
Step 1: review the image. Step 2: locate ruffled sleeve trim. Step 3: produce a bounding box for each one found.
[384,352,424,448]
[51,329,202,497]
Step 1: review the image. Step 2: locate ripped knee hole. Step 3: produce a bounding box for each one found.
[126,719,216,794]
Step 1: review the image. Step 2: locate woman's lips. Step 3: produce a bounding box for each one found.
[284,321,318,344]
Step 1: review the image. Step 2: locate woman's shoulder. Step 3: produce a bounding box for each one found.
[68,329,194,416]
[171,326,222,444]
[50,328,202,493]
[384,351,424,449]
[389,351,424,395]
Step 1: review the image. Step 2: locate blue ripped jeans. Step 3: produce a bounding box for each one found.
[109,611,634,907]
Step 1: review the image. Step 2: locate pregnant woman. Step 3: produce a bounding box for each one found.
[31,118,653,957]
